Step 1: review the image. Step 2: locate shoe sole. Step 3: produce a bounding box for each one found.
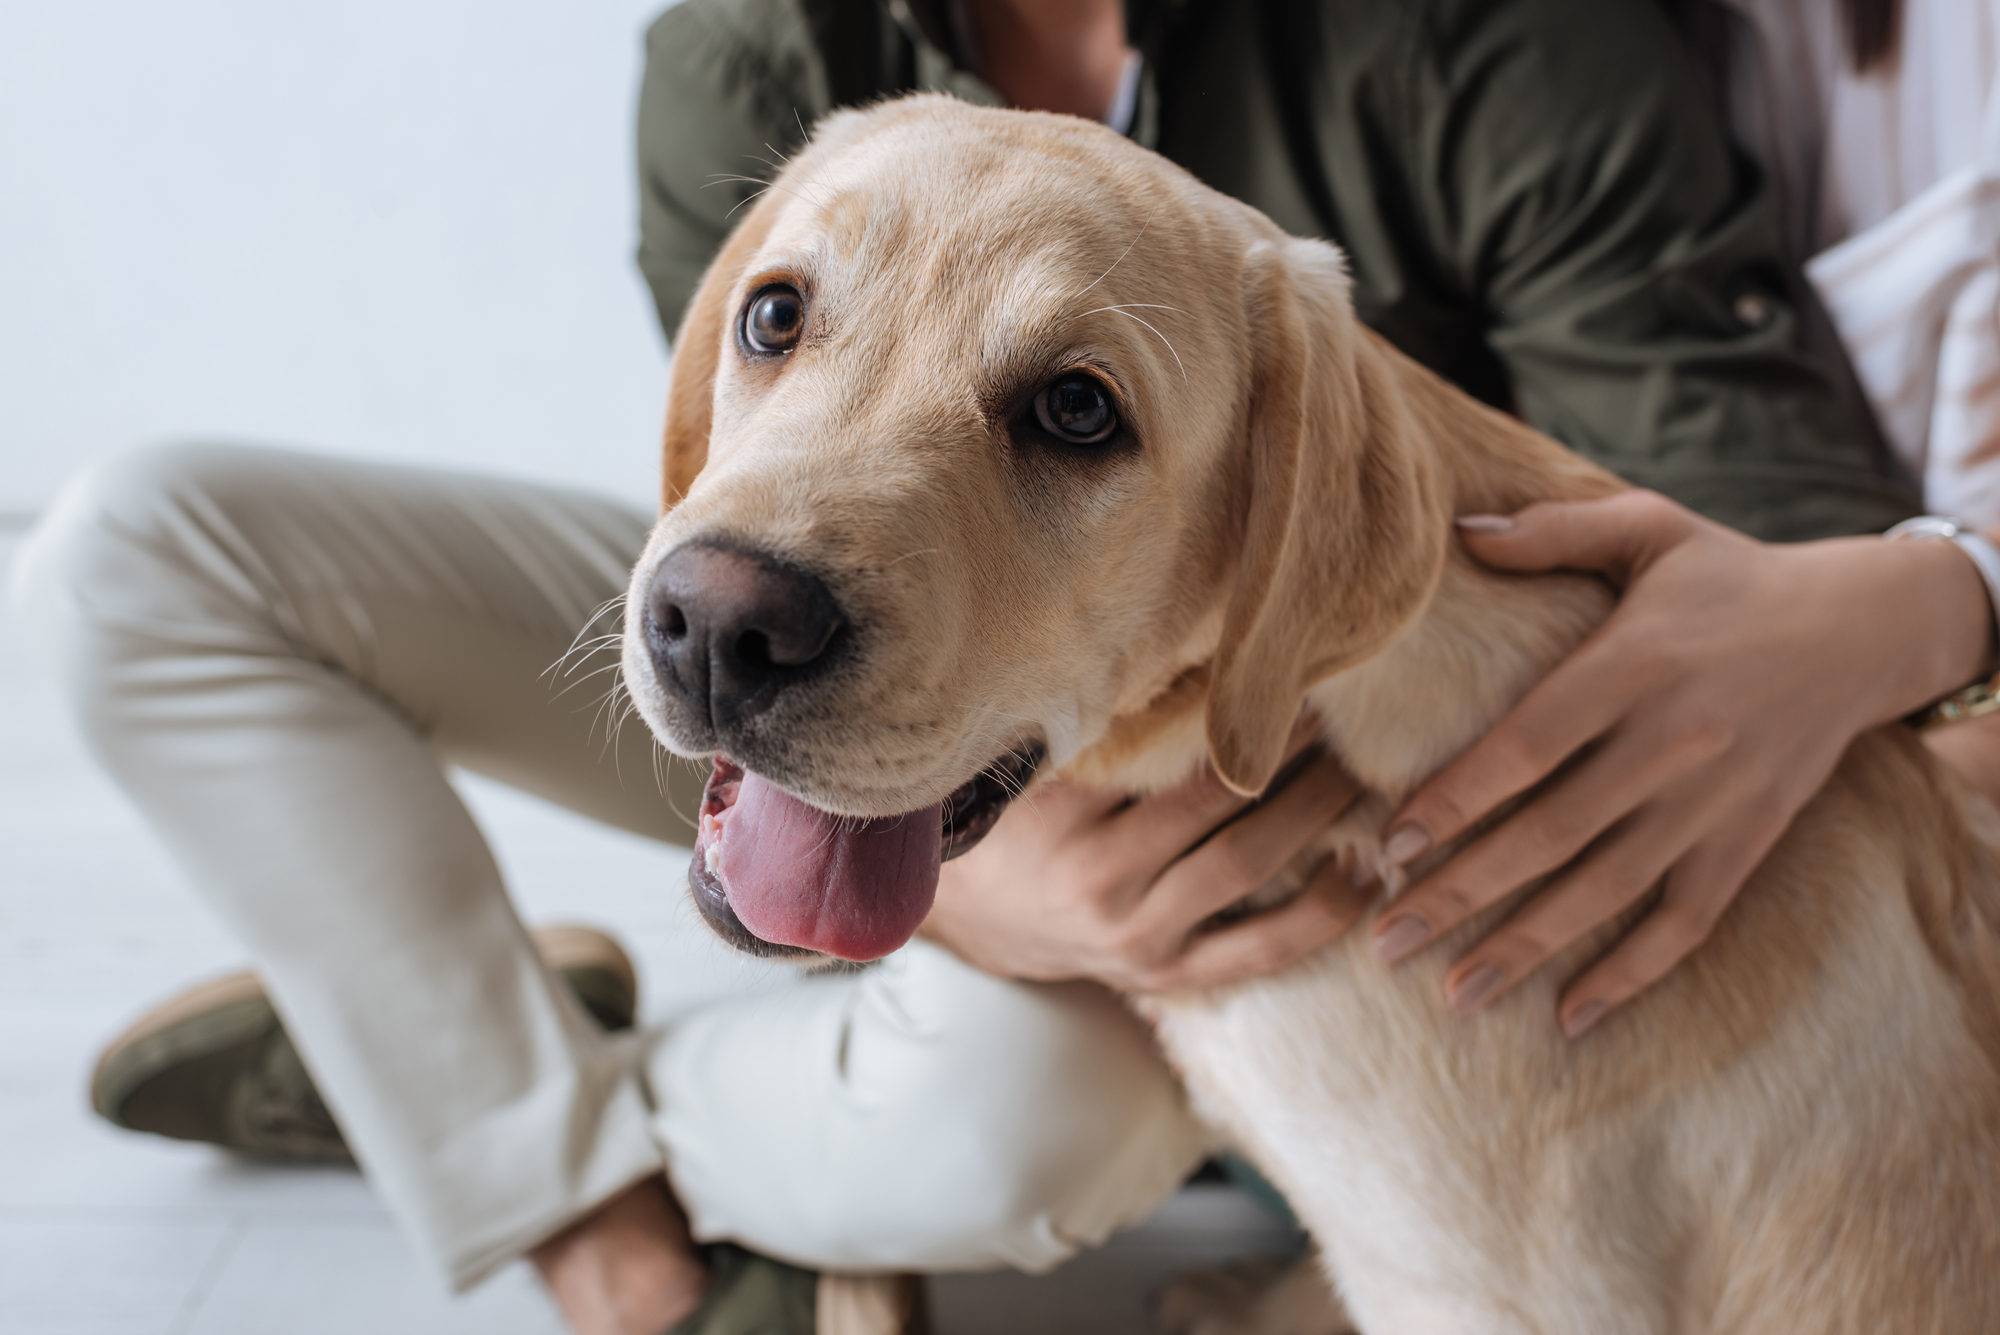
[530,924,638,1030]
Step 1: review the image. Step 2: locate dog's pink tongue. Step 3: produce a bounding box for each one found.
[717,770,942,961]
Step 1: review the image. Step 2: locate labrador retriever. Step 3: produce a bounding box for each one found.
[620,95,2000,1333]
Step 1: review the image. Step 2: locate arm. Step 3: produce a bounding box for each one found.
[1346,0,1996,1032]
[1401,0,1911,541]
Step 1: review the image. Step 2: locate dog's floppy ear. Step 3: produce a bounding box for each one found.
[1205,239,1451,794]
[659,187,788,511]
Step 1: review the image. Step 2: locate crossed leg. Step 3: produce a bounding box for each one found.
[13,442,1207,1327]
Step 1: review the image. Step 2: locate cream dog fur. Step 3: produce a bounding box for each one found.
[622,95,2000,1332]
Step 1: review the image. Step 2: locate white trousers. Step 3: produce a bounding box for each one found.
[10,443,1207,1290]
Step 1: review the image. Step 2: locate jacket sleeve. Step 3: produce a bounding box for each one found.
[634,0,827,343]
[1402,0,1914,539]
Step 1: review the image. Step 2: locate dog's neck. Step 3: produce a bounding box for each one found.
[1307,552,1611,803]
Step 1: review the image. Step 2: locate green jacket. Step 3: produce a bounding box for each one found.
[634,0,1915,540]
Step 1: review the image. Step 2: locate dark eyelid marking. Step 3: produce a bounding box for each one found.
[979,350,1133,428]
[740,268,810,303]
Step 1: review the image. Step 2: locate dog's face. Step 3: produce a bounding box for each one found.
[621,97,1443,961]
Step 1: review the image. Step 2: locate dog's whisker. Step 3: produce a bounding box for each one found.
[587,685,621,748]
[555,629,624,655]
[544,634,625,683]
[545,647,628,699]
[549,660,630,703]
[1104,308,1188,382]
[745,158,831,212]
[543,597,629,682]
[1071,210,1157,305]
[603,692,649,784]
[705,173,804,218]
[590,678,633,756]
[882,547,944,569]
[735,153,836,211]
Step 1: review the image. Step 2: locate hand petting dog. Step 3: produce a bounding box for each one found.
[927,726,1365,993]
[1380,490,1996,1034]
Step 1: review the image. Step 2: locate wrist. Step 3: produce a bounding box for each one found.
[1874,529,1999,719]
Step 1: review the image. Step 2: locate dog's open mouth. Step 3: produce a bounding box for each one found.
[688,746,1043,961]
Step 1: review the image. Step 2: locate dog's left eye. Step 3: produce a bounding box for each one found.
[743,285,805,354]
[1034,374,1118,445]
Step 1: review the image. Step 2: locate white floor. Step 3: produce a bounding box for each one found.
[0,528,1301,1335]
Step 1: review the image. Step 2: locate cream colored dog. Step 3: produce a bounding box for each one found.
[621,95,2000,1332]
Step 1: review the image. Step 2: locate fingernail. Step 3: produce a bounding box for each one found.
[1448,962,1506,1015]
[1374,915,1431,963]
[1562,999,1607,1040]
[1382,824,1430,866]
[1455,513,1515,533]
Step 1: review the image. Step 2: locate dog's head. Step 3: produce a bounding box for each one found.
[621,96,1448,962]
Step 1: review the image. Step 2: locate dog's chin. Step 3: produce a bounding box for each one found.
[686,746,1044,964]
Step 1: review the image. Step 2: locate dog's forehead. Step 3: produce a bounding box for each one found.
[764,120,1168,301]
[745,120,1223,384]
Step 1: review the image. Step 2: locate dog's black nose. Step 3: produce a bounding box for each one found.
[646,543,844,724]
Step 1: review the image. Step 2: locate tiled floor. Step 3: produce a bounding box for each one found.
[0,528,1302,1335]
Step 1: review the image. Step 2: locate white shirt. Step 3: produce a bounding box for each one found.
[1725,0,2000,523]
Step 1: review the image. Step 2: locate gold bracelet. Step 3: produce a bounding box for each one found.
[1908,671,2000,730]
[1885,516,2000,731]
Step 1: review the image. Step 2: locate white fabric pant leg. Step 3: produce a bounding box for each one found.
[10,442,1208,1284]
[10,442,692,1288]
[652,939,1210,1273]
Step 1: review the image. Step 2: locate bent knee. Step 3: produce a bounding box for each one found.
[11,442,278,711]
[13,441,258,613]
[820,946,1206,1267]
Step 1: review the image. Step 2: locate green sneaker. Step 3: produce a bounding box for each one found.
[90,924,640,1162]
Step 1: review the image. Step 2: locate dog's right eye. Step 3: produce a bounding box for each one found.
[743,286,805,354]
[1034,374,1118,446]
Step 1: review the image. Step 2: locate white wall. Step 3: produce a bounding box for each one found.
[0,0,685,518]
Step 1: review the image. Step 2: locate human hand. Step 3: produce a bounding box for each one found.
[925,735,1366,992]
[1369,490,1994,1037]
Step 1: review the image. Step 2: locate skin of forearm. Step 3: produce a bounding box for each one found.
[1878,532,1998,716]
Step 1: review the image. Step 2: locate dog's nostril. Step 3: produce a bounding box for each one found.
[647,542,845,722]
[735,630,774,670]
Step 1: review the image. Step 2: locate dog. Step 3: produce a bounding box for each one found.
[620,95,2000,1332]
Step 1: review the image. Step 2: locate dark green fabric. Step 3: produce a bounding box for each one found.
[663,1245,818,1335]
[1217,1152,1304,1231]
[634,0,1915,542]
